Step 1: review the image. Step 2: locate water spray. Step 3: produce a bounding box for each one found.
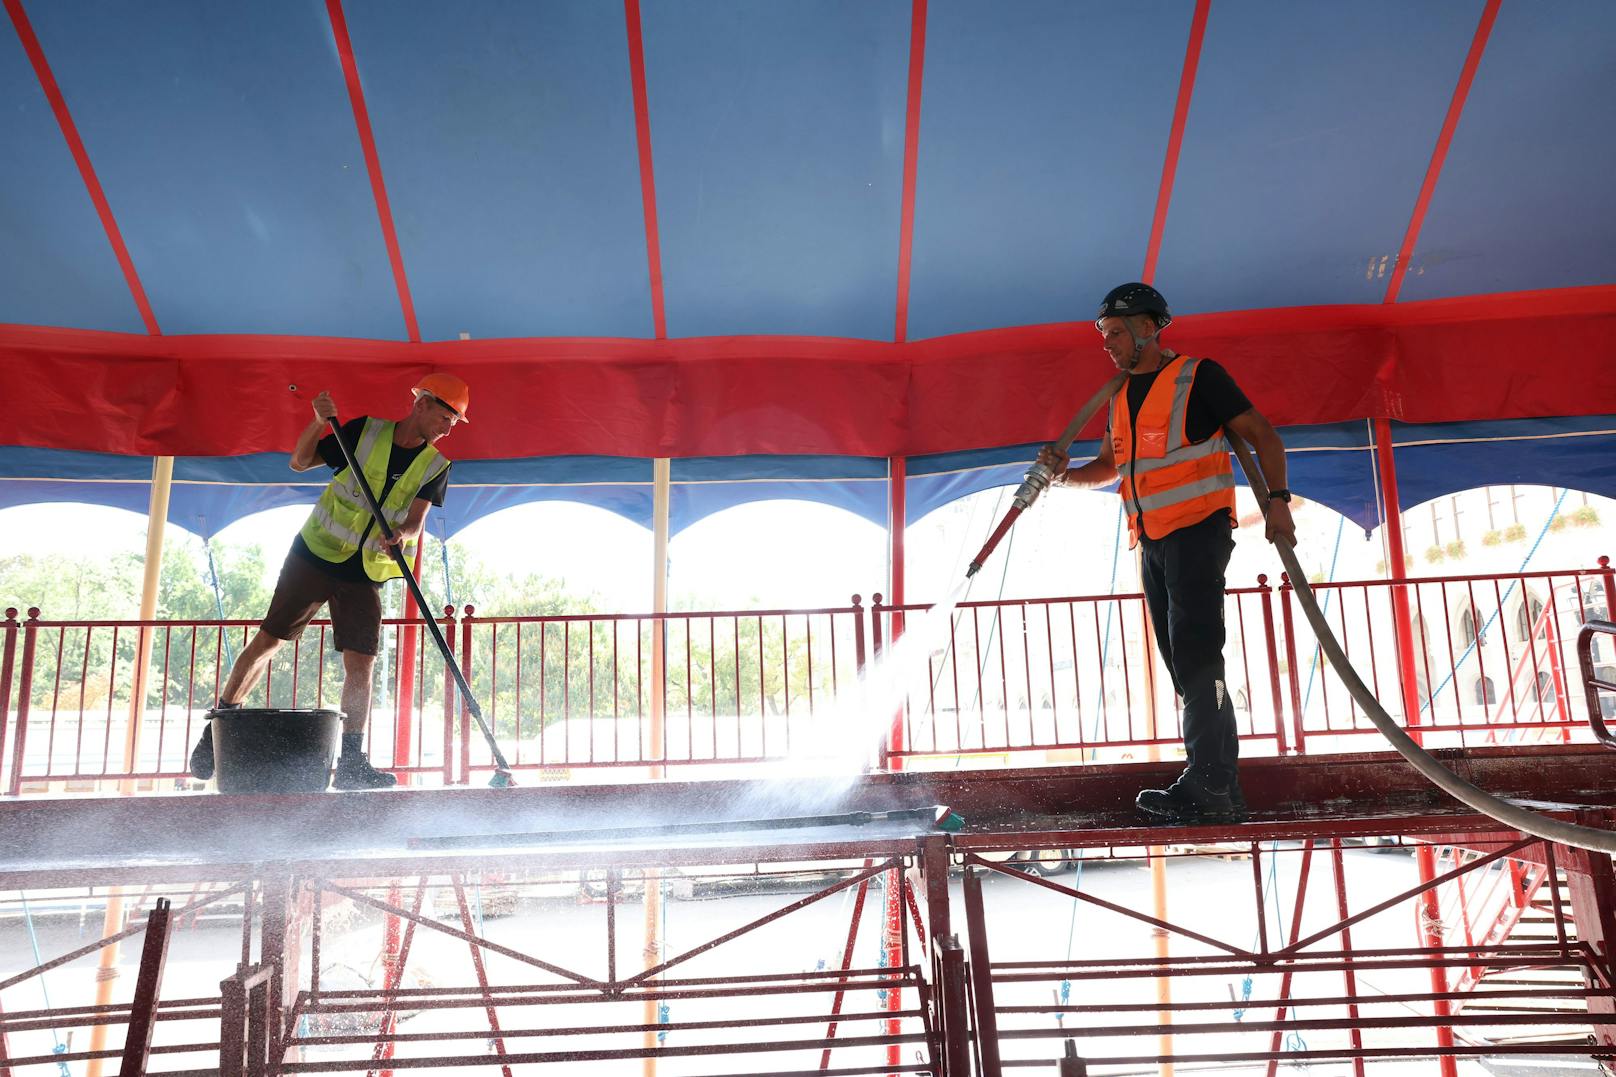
[297,385,516,789]
[965,373,1126,578]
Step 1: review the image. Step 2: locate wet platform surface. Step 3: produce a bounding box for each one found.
[2,744,1611,886]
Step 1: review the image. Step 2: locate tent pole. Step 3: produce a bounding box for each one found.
[886,456,906,761]
[643,457,670,1075]
[394,545,425,785]
[1137,547,1174,1077]
[882,457,908,1067]
[1374,418,1458,1077]
[86,455,172,1076]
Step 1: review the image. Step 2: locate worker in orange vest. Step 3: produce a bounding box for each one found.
[1039,284,1294,824]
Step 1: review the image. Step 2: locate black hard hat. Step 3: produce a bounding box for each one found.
[1095,282,1172,331]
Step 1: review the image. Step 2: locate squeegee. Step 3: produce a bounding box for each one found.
[406,804,966,850]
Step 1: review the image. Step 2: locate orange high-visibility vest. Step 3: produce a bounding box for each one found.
[1111,355,1236,546]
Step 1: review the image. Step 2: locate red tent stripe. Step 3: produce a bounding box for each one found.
[624,0,667,340]
[325,0,421,343]
[1141,0,1210,287]
[892,0,928,344]
[5,0,161,336]
[1384,0,1501,305]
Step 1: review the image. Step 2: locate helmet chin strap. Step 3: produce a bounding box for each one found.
[1124,325,1158,371]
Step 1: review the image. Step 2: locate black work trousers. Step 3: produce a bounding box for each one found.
[1139,511,1239,786]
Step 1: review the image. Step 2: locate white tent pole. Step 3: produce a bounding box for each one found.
[86,454,172,1076]
[644,456,670,1073]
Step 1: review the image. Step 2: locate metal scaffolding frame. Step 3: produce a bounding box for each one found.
[2,748,1613,1075]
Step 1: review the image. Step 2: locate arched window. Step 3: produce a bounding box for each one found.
[1585,581,1610,623]
[1456,601,1481,647]
[1534,671,1556,704]
[1597,666,1616,720]
[1514,591,1546,641]
[1472,676,1497,706]
[1234,689,1249,713]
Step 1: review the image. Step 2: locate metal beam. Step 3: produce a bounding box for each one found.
[117,898,172,1076]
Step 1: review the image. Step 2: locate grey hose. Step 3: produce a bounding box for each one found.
[1225,431,1616,854]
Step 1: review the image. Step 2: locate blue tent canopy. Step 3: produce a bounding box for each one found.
[2,416,1611,541]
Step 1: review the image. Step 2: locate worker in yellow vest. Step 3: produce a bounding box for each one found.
[1039,284,1293,824]
[189,374,468,789]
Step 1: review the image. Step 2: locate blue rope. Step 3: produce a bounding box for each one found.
[1418,488,1569,714]
[437,517,455,607]
[20,892,72,1076]
[1299,516,1346,711]
[658,871,671,1041]
[1232,841,1287,1021]
[203,534,238,666]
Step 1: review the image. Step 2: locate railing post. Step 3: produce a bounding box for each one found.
[934,934,970,1077]
[851,594,867,671]
[870,594,888,769]
[1600,555,1615,616]
[0,608,18,795]
[459,606,475,786]
[1255,576,1290,755]
[440,606,457,786]
[1277,580,1306,755]
[117,898,172,1077]
[6,609,39,797]
[961,866,1003,1076]
[870,593,886,658]
[219,967,247,1077]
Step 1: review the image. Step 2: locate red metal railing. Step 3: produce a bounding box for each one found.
[870,578,1292,769]
[447,600,870,782]
[1273,561,1612,754]
[1,559,1611,794]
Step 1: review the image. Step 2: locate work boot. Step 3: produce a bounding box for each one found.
[1229,779,1249,824]
[1135,769,1237,825]
[333,751,398,790]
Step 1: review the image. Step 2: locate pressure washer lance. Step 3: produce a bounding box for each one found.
[319,403,516,788]
[965,373,1126,577]
[406,804,965,850]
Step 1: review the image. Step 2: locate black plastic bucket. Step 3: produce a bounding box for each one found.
[210,708,342,794]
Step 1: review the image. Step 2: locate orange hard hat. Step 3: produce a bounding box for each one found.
[411,373,470,422]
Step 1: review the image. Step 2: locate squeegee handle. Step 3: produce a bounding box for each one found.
[324,415,513,774]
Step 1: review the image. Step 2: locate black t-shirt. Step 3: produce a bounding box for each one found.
[1121,357,1252,442]
[1113,357,1251,537]
[292,417,451,584]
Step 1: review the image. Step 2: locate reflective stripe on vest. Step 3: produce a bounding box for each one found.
[1112,355,1236,546]
[299,419,448,582]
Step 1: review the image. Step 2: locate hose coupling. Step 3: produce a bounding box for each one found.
[1013,461,1055,511]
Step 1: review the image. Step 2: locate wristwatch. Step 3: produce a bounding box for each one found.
[1267,488,1292,503]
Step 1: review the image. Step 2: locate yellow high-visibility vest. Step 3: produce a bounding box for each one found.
[299,418,448,582]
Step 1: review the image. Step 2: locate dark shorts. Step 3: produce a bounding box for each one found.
[261,550,382,656]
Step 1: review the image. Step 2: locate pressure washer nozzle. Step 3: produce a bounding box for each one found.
[933,806,966,832]
[965,562,982,578]
[488,770,516,789]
